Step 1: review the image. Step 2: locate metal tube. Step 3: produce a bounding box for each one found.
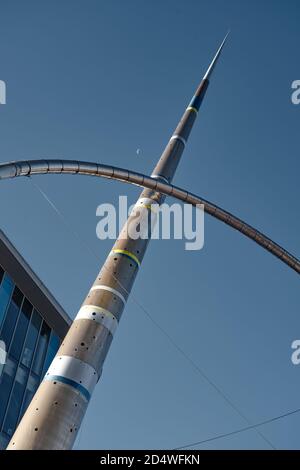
[0,159,299,275]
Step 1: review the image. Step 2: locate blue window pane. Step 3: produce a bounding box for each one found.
[10,298,32,361]
[0,432,9,450]
[0,286,23,349]
[42,332,60,376]
[32,321,51,376]
[3,365,29,436]
[19,373,39,420]
[0,274,14,330]
[0,357,17,428]
[20,310,42,369]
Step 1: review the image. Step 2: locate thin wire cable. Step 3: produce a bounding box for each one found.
[174,406,300,449]
[128,296,275,450]
[28,177,275,449]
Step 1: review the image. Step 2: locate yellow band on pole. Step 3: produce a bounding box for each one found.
[111,249,141,267]
[187,106,198,114]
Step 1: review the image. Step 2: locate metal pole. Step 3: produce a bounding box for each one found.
[7,34,228,450]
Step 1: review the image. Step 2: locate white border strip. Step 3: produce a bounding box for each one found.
[76,305,118,336]
[90,285,126,304]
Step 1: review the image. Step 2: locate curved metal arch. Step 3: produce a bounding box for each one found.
[0,158,299,275]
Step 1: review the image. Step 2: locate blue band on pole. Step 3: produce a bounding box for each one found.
[44,374,91,401]
[188,94,204,111]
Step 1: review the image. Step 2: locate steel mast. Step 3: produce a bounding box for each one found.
[8,34,228,450]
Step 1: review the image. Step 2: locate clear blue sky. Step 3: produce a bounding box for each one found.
[0,0,300,449]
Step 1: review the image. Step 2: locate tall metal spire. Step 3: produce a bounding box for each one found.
[147,32,229,187]
[203,30,230,80]
[8,35,228,450]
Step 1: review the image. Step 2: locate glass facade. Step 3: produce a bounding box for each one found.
[0,268,61,449]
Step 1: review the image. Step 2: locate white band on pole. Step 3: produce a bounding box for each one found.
[76,305,118,336]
